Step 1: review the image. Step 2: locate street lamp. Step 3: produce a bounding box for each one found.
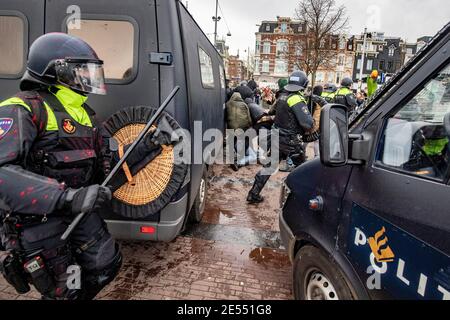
[358,28,367,91]
[212,0,221,46]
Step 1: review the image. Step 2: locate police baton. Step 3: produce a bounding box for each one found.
[61,86,180,241]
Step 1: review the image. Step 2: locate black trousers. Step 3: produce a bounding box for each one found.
[18,212,120,299]
[248,133,306,198]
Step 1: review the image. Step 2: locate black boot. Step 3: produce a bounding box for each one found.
[247,172,271,204]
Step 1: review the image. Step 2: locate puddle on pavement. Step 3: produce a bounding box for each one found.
[249,248,291,269]
[203,205,236,224]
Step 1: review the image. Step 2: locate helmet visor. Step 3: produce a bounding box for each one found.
[56,59,106,95]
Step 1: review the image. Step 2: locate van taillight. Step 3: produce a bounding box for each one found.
[140,226,156,234]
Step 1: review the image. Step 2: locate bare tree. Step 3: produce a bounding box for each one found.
[293,0,348,86]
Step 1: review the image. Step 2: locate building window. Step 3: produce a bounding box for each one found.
[379,45,384,51]
[320,39,326,48]
[274,60,287,75]
[198,47,215,88]
[348,43,353,51]
[379,60,385,71]
[387,61,393,71]
[255,41,260,53]
[265,24,271,32]
[263,42,271,54]
[262,60,270,73]
[336,72,343,85]
[254,58,260,73]
[339,38,346,50]
[280,23,287,33]
[0,15,25,76]
[68,19,135,81]
[296,42,303,56]
[406,48,413,55]
[389,45,395,56]
[367,59,373,71]
[276,40,289,56]
[316,71,325,83]
[328,72,335,82]
[298,26,302,33]
[346,56,353,69]
[338,55,345,66]
[357,58,362,70]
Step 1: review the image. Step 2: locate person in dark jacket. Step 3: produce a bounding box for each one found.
[247,71,315,204]
[334,77,358,113]
[226,91,253,171]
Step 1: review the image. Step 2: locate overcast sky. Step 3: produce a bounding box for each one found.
[183,0,450,56]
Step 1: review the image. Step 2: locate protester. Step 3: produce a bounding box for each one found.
[367,70,379,97]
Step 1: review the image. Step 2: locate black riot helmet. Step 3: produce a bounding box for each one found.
[285,71,309,93]
[323,83,337,93]
[20,33,106,95]
[340,77,353,88]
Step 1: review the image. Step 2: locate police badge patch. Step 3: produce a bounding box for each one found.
[0,118,13,139]
[62,119,76,134]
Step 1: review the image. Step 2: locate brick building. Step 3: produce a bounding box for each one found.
[227,54,247,85]
[253,16,355,88]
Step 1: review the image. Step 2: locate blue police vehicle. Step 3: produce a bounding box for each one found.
[280,23,450,300]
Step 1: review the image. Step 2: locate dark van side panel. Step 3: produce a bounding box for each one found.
[177,3,225,210]
[44,0,160,122]
[0,0,45,96]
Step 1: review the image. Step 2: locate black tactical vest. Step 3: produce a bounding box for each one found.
[26,91,100,189]
[274,93,303,135]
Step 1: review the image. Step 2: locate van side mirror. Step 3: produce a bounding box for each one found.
[319,104,349,167]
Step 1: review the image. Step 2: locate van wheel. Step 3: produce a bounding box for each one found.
[293,246,355,300]
[189,169,208,223]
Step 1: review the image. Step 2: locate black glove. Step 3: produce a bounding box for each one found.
[148,128,174,146]
[58,185,112,215]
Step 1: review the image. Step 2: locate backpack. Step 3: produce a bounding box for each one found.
[226,93,252,130]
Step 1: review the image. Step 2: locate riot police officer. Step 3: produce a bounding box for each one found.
[321,83,337,103]
[334,77,358,113]
[0,33,167,299]
[246,71,315,204]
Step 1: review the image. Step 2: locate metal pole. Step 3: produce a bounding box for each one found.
[358,27,367,90]
[214,0,219,46]
[61,87,180,241]
[247,46,250,79]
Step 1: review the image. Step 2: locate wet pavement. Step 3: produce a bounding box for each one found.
[0,164,293,300]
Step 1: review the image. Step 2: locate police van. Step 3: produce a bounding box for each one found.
[0,0,225,241]
[280,23,450,300]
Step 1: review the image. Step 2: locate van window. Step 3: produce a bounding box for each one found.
[198,47,214,88]
[377,63,450,182]
[0,15,25,76]
[219,64,226,90]
[68,19,135,81]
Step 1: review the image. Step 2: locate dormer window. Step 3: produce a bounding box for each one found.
[281,23,287,33]
[265,24,271,32]
[389,45,396,56]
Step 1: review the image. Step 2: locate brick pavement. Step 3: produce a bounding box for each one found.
[0,164,294,300]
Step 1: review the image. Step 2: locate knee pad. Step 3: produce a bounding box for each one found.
[78,244,122,300]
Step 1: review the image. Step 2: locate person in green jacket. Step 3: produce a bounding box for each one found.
[367,70,379,97]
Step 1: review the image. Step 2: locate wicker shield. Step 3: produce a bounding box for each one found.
[104,106,188,219]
